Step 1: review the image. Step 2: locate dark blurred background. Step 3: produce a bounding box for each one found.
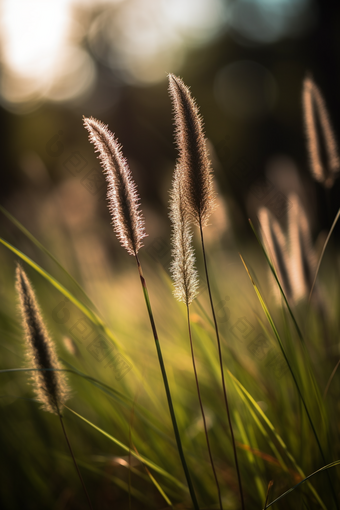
[1,6,340,507]
[1,0,340,259]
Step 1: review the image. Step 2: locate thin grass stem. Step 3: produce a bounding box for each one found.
[128,365,146,509]
[265,460,340,509]
[309,207,340,301]
[199,225,245,510]
[132,443,174,508]
[240,254,339,510]
[263,481,273,510]
[324,359,340,399]
[186,305,223,510]
[249,219,325,412]
[58,408,93,510]
[135,254,200,510]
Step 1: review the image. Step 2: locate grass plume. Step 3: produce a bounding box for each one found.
[168,74,215,227]
[258,196,316,303]
[168,74,244,510]
[16,264,93,510]
[302,75,339,188]
[258,207,292,301]
[16,264,69,414]
[84,115,200,509]
[288,194,316,301]
[169,164,199,306]
[83,116,146,256]
[169,164,222,508]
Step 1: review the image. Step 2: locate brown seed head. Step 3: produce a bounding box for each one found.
[168,74,215,227]
[83,116,146,256]
[258,207,292,301]
[287,194,316,300]
[302,75,339,188]
[259,197,316,303]
[16,265,69,414]
[169,164,199,305]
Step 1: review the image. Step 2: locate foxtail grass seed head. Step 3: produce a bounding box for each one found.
[16,265,69,415]
[288,194,316,299]
[302,76,340,188]
[83,116,146,256]
[169,164,199,305]
[168,74,215,227]
[287,198,307,302]
[258,207,292,301]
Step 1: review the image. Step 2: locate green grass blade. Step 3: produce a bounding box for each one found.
[239,254,321,440]
[0,237,119,346]
[230,377,289,472]
[309,207,340,301]
[228,370,326,510]
[324,359,340,399]
[0,236,162,406]
[234,409,266,503]
[248,219,326,424]
[265,460,340,508]
[0,366,174,447]
[64,405,188,491]
[248,219,305,344]
[1,237,167,414]
[0,205,96,309]
[239,254,338,509]
[135,256,199,509]
[55,452,154,506]
[140,464,174,508]
[91,454,180,500]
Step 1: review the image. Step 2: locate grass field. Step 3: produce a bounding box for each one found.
[1,188,340,509]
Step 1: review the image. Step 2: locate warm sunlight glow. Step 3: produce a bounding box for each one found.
[1,0,69,77]
[0,0,95,110]
[0,0,227,110]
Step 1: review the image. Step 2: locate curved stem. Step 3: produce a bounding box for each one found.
[309,207,340,301]
[324,359,340,399]
[186,304,223,509]
[199,224,245,510]
[58,410,93,510]
[135,254,199,510]
[263,481,273,510]
[240,254,339,510]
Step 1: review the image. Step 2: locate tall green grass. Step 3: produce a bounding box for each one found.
[1,201,340,509]
[1,74,340,509]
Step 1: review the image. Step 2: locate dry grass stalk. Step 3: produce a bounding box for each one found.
[16,265,69,415]
[303,76,339,188]
[83,116,146,256]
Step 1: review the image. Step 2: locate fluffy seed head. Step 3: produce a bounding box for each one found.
[287,193,316,300]
[16,265,69,414]
[258,207,292,301]
[168,74,215,227]
[169,164,199,305]
[83,116,146,256]
[302,76,339,188]
[259,197,316,303]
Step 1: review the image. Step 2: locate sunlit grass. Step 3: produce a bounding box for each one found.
[0,197,340,510]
